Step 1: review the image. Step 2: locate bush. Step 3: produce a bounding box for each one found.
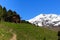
[21,20,30,24]
[58,31,60,36]
[58,31,60,40]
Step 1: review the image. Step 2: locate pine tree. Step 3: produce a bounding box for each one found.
[0,5,3,21]
[0,5,21,23]
[2,7,7,21]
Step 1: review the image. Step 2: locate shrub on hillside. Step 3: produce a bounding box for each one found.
[21,20,30,24]
[58,31,60,40]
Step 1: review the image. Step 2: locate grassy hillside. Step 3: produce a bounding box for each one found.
[0,22,58,40]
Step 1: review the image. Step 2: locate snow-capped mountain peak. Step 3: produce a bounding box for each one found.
[28,14,60,27]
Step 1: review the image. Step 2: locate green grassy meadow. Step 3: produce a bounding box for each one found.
[0,22,58,40]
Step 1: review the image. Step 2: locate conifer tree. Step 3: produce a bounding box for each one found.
[2,7,7,21]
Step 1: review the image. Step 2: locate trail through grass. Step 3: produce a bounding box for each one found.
[0,22,58,40]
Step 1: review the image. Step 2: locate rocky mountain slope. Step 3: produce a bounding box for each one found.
[28,14,60,28]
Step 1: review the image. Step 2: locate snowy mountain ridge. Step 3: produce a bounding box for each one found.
[28,14,60,27]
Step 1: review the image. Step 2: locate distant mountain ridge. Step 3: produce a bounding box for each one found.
[28,14,60,27]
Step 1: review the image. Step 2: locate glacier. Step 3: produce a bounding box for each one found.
[28,14,60,27]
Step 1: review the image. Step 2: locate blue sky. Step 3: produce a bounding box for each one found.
[0,0,60,20]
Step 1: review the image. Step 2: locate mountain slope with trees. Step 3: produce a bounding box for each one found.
[0,5,58,40]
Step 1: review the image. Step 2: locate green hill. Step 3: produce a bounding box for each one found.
[0,22,58,40]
